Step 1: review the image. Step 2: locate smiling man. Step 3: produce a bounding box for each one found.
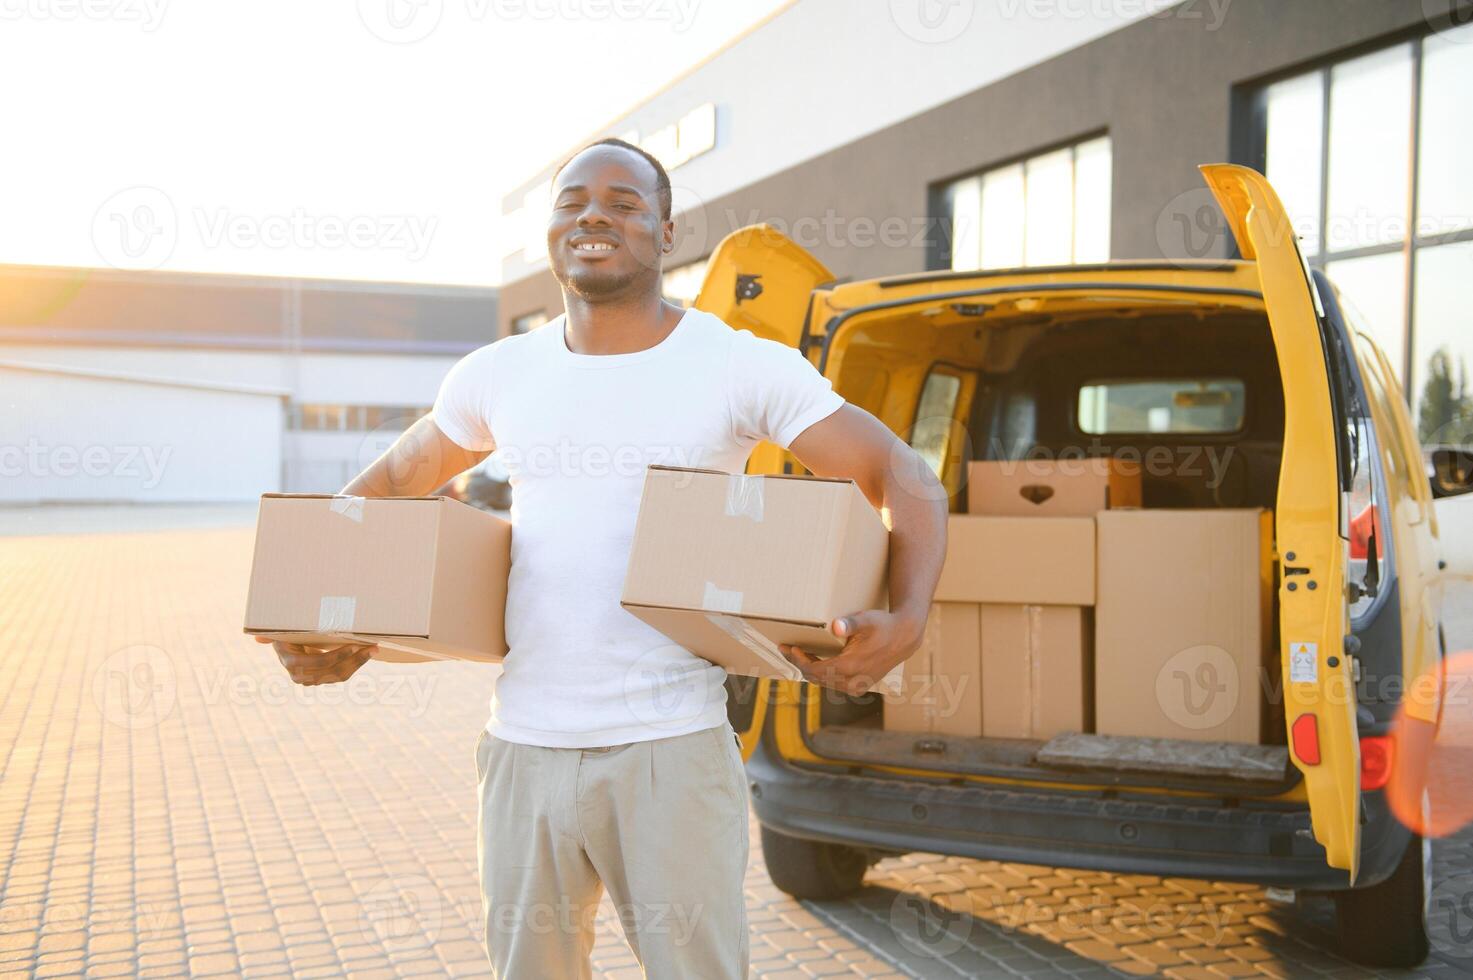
[259,138,947,978]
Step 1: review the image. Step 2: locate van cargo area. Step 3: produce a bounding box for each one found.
[806,302,1301,799]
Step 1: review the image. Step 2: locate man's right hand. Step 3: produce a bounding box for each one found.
[255,636,376,686]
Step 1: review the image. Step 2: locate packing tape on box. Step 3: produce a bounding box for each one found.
[706,614,804,681]
[1026,603,1043,738]
[329,495,365,522]
[317,595,357,632]
[724,474,764,522]
[702,581,744,614]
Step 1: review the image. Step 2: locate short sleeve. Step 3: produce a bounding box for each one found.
[727,329,845,450]
[431,341,500,452]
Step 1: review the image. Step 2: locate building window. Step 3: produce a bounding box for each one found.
[661,258,709,307]
[1256,23,1473,442]
[290,405,430,432]
[511,310,550,335]
[943,135,1112,272]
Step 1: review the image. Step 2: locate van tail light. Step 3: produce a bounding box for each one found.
[1292,714,1321,765]
[1360,735,1393,790]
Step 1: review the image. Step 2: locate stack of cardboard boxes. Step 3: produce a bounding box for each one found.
[240,459,1275,751]
[885,458,1274,746]
[243,468,896,681]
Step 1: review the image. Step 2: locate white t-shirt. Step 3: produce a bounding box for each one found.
[432,308,846,748]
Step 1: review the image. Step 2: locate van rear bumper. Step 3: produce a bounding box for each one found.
[747,734,1410,891]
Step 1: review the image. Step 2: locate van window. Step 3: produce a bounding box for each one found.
[1346,407,1391,621]
[911,371,963,477]
[1077,378,1246,434]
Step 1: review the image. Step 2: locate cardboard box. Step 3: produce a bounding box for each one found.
[621,466,889,681]
[883,603,983,737]
[934,515,1095,605]
[968,458,1141,517]
[243,493,511,663]
[1094,509,1273,743]
[980,604,1091,739]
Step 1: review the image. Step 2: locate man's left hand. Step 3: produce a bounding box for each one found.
[779,609,925,696]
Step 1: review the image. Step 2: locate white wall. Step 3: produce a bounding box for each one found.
[0,367,282,503]
[502,0,1178,281]
[0,344,471,497]
[0,344,463,405]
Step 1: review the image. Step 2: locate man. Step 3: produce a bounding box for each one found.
[259,138,948,978]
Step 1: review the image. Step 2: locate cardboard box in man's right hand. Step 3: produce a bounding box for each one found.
[621,466,892,685]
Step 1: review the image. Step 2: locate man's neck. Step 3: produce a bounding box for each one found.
[562,293,682,356]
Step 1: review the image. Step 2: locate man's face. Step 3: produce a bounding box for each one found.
[547,145,673,301]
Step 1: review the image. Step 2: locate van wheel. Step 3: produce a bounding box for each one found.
[760,824,869,900]
[1332,834,1430,967]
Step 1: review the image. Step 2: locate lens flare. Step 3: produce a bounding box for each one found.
[1388,649,1473,837]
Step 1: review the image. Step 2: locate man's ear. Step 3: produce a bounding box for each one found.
[661,218,675,254]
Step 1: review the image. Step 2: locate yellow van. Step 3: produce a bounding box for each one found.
[696,166,1467,968]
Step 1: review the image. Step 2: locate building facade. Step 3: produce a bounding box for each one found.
[497,0,1472,444]
[0,264,496,502]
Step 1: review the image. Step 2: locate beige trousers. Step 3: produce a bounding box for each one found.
[475,723,751,979]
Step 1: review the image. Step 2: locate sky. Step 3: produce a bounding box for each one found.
[0,0,792,286]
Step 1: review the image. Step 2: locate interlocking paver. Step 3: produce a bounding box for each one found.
[2,512,1471,979]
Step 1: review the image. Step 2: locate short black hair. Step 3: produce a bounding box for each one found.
[552,137,672,222]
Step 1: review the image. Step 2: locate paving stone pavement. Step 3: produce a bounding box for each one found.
[0,511,1470,979]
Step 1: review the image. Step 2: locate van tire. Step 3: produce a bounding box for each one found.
[760,824,869,900]
[1332,834,1430,967]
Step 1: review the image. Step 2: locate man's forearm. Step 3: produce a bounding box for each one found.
[340,415,488,498]
[882,464,948,628]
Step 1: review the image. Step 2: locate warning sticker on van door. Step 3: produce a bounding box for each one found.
[1289,642,1318,683]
